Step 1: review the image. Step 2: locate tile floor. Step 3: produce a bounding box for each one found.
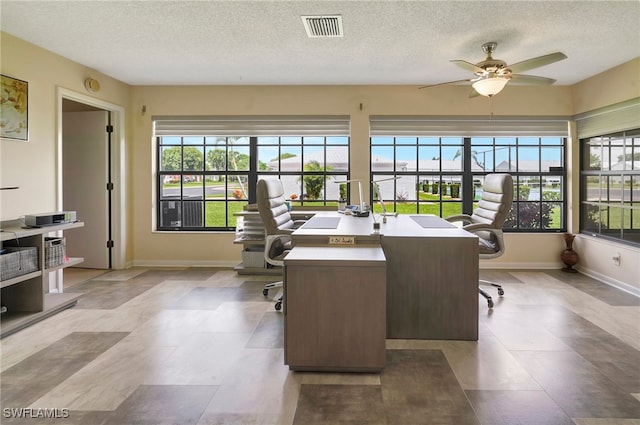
[1,267,639,425]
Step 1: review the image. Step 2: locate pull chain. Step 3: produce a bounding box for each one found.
[489,95,494,121]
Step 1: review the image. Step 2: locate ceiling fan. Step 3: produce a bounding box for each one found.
[420,42,567,98]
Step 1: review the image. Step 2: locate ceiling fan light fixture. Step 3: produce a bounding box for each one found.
[472,77,509,97]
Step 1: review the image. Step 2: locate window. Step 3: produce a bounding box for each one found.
[369,116,568,232]
[154,116,350,231]
[256,136,350,206]
[580,129,640,246]
[575,98,640,247]
[158,136,251,230]
[371,136,465,217]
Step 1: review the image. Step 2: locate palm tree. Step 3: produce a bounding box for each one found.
[300,160,330,200]
[205,137,249,198]
[452,148,485,170]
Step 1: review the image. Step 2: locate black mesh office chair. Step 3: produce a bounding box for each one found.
[256,178,306,310]
[445,173,513,308]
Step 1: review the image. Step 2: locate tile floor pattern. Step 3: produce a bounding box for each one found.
[1,267,639,425]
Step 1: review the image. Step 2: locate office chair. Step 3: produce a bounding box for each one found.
[256,178,306,310]
[445,173,513,308]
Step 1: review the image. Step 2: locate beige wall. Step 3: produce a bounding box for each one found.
[0,32,131,218]
[130,84,573,266]
[2,31,639,291]
[571,57,640,115]
[569,58,640,295]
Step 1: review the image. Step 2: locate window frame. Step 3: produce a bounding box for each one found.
[156,135,350,231]
[579,129,640,247]
[370,135,567,232]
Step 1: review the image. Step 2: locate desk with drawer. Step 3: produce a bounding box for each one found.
[289,212,479,341]
[283,246,386,372]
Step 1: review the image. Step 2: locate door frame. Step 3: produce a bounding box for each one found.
[56,87,126,270]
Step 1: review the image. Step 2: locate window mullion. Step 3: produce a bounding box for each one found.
[462,137,474,215]
[248,137,258,204]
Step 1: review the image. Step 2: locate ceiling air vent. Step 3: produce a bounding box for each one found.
[301,15,343,38]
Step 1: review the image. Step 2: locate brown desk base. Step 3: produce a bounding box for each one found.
[382,234,479,340]
[284,246,386,372]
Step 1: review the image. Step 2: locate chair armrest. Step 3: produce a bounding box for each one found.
[461,223,496,232]
[461,225,505,259]
[292,220,307,228]
[264,234,291,267]
[444,214,473,225]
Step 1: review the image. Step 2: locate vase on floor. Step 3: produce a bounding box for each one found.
[561,233,579,273]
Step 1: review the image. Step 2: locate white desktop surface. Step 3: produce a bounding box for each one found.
[284,245,386,266]
[291,211,380,245]
[376,214,478,240]
[292,211,477,240]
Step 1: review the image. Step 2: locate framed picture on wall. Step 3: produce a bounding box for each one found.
[1,74,28,141]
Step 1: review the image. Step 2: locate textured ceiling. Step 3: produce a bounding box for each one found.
[1,1,639,86]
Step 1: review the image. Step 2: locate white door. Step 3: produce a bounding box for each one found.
[63,110,110,269]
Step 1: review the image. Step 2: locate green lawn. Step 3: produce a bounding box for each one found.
[199,190,567,229]
[598,204,640,229]
[205,201,246,227]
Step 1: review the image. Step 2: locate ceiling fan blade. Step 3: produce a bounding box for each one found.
[419,78,473,89]
[509,74,557,85]
[450,60,484,73]
[507,52,567,74]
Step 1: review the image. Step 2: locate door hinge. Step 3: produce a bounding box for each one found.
[106,124,114,133]
[107,240,114,248]
[106,182,114,191]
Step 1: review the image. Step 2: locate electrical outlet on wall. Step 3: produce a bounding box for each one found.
[612,253,621,266]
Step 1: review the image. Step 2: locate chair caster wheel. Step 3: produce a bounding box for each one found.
[498,288,504,296]
[263,289,269,297]
[487,299,494,308]
[275,302,282,311]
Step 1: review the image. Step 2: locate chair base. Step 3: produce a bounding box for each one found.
[479,280,504,309]
[263,281,283,311]
[262,281,282,296]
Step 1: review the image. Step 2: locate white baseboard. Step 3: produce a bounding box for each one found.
[130,260,564,270]
[576,265,640,298]
[125,260,639,298]
[481,261,640,298]
[130,260,238,268]
[479,261,564,270]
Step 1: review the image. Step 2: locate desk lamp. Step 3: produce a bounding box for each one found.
[372,177,400,219]
[333,179,365,214]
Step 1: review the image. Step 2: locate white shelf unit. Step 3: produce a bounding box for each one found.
[233,211,281,276]
[0,220,85,338]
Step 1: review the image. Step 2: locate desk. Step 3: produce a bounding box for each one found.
[290,212,479,341]
[290,211,380,246]
[283,246,386,372]
[379,215,479,340]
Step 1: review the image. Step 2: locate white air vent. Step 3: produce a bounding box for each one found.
[302,15,343,38]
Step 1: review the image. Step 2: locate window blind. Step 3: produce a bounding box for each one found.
[369,115,570,137]
[574,98,640,139]
[153,115,350,137]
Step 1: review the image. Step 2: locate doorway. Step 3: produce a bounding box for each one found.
[62,103,110,269]
[57,88,126,270]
